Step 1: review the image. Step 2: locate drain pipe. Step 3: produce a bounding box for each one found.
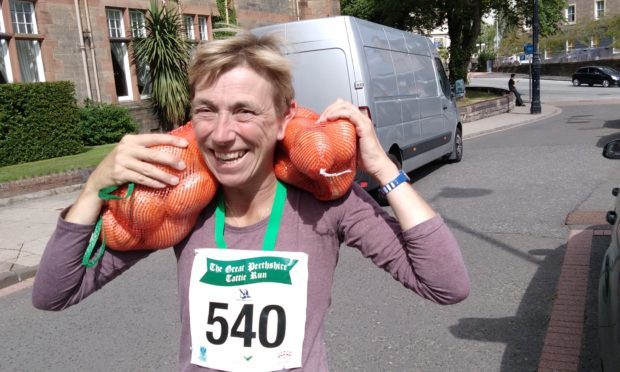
[84,0,101,101]
[74,0,92,100]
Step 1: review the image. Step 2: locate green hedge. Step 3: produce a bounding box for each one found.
[78,101,139,146]
[0,81,84,167]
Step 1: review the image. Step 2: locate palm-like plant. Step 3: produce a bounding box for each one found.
[132,1,191,131]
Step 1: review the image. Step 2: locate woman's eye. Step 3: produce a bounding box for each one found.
[235,110,254,122]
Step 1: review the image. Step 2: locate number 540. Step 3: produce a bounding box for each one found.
[206,302,286,348]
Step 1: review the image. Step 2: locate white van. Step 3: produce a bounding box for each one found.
[252,16,462,192]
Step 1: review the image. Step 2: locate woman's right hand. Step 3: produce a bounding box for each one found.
[65,133,188,225]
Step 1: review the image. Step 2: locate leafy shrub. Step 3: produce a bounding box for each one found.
[78,101,139,146]
[0,81,84,167]
[477,48,497,72]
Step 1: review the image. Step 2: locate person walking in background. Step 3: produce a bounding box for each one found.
[509,73,524,106]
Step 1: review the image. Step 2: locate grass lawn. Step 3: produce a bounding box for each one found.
[0,144,115,183]
[457,90,500,107]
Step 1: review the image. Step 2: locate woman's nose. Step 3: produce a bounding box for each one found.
[211,112,235,144]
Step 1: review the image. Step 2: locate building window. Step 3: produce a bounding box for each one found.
[198,16,208,41]
[1,3,13,83]
[106,8,133,101]
[10,0,35,33]
[591,35,600,48]
[595,1,604,19]
[107,8,124,38]
[129,10,151,97]
[567,5,575,23]
[10,0,44,82]
[185,15,195,40]
[129,10,146,38]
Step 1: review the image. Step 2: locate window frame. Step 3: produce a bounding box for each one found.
[106,8,133,101]
[0,2,14,83]
[129,9,146,38]
[184,15,195,40]
[566,4,576,23]
[595,0,604,20]
[198,15,208,41]
[9,0,45,82]
[10,0,37,34]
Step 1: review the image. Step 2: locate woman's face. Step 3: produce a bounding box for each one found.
[191,66,293,189]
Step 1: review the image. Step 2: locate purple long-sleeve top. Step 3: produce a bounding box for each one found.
[32,183,469,371]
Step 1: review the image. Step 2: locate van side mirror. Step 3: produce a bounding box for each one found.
[603,139,620,159]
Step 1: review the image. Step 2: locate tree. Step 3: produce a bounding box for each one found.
[341,0,566,82]
[212,0,240,40]
[132,1,192,131]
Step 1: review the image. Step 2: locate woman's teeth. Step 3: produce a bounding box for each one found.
[215,151,246,161]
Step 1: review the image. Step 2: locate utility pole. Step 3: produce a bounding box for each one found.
[531,0,542,114]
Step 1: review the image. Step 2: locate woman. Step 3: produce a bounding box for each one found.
[32,32,469,371]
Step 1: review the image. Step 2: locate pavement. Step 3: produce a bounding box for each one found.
[0,102,562,289]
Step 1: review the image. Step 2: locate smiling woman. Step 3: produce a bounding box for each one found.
[32,31,469,372]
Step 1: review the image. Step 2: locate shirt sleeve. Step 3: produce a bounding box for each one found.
[335,184,470,305]
[32,209,151,311]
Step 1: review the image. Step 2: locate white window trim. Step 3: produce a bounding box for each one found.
[129,10,146,38]
[566,4,576,24]
[0,3,14,83]
[185,15,195,40]
[11,0,38,34]
[0,40,13,83]
[198,16,208,41]
[116,42,133,101]
[107,9,133,101]
[594,0,604,20]
[32,39,45,82]
[107,8,125,38]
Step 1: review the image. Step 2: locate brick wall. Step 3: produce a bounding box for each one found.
[235,0,340,28]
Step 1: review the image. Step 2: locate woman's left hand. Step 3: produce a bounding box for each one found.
[317,99,398,185]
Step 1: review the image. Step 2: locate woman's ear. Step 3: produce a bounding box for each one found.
[277,100,297,140]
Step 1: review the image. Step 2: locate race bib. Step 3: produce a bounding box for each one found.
[189,248,308,371]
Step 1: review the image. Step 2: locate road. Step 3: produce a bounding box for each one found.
[470,74,620,103]
[1,103,619,371]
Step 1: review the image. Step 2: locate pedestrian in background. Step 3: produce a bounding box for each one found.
[509,73,524,106]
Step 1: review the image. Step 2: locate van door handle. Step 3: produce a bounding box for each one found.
[443,105,448,110]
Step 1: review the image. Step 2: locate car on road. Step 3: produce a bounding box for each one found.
[572,66,620,87]
[599,139,620,371]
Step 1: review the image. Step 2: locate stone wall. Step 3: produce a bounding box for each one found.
[459,87,514,123]
[0,169,93,199]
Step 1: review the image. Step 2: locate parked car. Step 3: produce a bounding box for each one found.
[572,66,620,87]
[599,139,620,371]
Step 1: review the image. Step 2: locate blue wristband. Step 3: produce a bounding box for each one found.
[378,170,410,195]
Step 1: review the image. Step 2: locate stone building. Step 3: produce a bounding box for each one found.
[559,0,620,60]
[0,0,339,131]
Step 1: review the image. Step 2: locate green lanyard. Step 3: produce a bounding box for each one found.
[214,180,287,251]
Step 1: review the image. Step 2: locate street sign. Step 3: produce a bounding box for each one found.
[524,43,534,54]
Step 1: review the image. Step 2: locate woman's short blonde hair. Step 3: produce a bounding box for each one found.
[189,32,294,117]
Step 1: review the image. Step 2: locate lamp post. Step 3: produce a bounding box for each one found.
[531,0,542,114]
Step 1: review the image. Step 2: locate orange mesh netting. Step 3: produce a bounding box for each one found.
[101,107,356,251]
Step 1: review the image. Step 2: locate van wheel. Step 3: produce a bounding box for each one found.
[572,79,580,86]
[444,128,463,163]
[602,80,610,87]
[372,153,402,207]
